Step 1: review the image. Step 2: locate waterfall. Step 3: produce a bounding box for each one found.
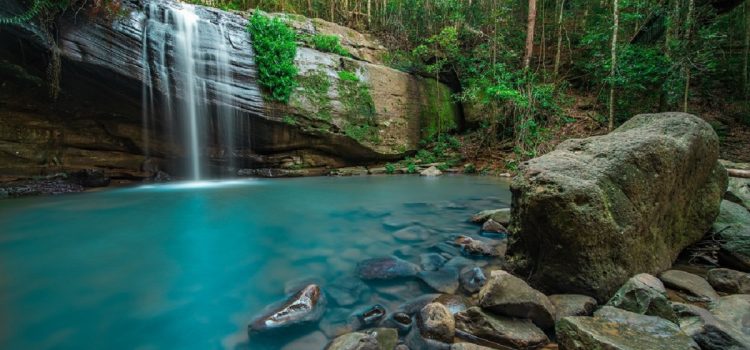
[141,2,240,180]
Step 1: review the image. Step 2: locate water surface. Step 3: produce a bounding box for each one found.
[0,175,510,350]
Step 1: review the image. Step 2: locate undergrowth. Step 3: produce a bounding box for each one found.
[247,12,298,103]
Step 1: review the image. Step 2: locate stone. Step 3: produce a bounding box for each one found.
[327,276,370,307]
[405,326,451,350]
[707,268,750,294]
[480,219,507,234]
[548,294,597,321]
[726,177,750,210]
[355,256,420,280]
[709,294,750,339]
[673,302,750,350]
[420,166,443,177]
[365,328,399,350]
[420,253,448,272]
[459,267,487,294]
[606,273,678,323]
[660,270,719,301]
[714,200,750,271]
[382,215,418,230]
[450,343,495,350]
[470,208,511,226]
[418,266,460,294]
[418,303,455,343]
[452,236,502,257]
[556,306,700,350]
[454,307,549,349]
[381,312,413,335]
[478,270,556,329]
[350,304,387,330]
[325,332,380,350]
[249,284,326,333]
[394,225,431,242]
[433,294,471,315]
[69,169,111,187]
[508,113,727,301]
[282,331,329,350]
[397,294,442,316]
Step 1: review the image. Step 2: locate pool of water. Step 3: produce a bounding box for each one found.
[0,175,510,350]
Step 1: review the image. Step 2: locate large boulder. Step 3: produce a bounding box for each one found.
[508,113,727,301]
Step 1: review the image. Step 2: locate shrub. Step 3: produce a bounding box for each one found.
[247,12,298,103]
[385,163,396,174]
[310,34,351,57]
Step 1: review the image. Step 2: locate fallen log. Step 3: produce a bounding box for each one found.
[727,168,750,178]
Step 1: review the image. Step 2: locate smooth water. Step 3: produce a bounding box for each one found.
[0,176,510,350]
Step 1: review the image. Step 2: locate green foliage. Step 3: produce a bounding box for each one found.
[463,163,476,174]
[344,124,379,143]
[307,34,351,56]
[336,69,378,143]
[406,163,417,174]
[385,163,396,174]
[282,115,296,125]
[296,70,333,121]
[247,12,298,103]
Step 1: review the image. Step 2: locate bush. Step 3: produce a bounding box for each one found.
[310,34,351,57]
[247,12,298,103]
[385,163,396,174]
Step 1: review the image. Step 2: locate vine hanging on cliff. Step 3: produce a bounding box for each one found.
[247,11,298,103]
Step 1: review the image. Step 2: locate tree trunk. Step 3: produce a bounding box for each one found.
[728,169,750,178]
[744,1,750,97]
[367,0,372,26]
[684,0,695,113]
[554,0,566,77]
[523,0,538,70]
[609,0,620,131]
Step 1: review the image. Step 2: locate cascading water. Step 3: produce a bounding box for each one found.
[141,2,240,180]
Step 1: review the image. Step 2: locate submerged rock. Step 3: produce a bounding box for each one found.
[420,253,448,272]
[325,332,380,350]
[418,303,455,343]
[556,306,700,350]
[418,267,460,294]
[327,276,370,307]
[707,268,750,294]
[381,312,413,335]
[480,219,507,234]
[452,236,502,257]
[659,270,719,301]
[393,225,431,242]
[454,307,549,349]
[478,270,556,329]
[508,113,727,300]
[549,294,597,321]
[355,257,420,280]
[673,302,750,350]
[459,266,487,293]
[249,284,326,333]
[433,294,471,315]
[606,273,678,323]
[351,304,387,330]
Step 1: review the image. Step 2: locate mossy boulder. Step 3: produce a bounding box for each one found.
[508,113,727,301]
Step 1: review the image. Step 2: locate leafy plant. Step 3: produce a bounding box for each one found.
[385,163,396,174]
[247,12,298,103]
[309,34,351,56]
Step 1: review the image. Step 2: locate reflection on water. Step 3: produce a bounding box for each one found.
[0,175,510,349]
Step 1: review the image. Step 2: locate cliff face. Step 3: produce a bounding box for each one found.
[0,0,461,180]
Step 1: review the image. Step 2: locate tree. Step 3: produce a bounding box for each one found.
[553,0,567,77]
[524,0,538,69]
[609,0,620,131]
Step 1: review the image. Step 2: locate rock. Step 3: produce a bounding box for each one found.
[382,312,413,335]
[452,236,502,257]
[365,328,399,350]
[394,225,431,242]
[249,284,326,333]
[726,177,750,210]
[405,326,451,350]
[355,257,420,280]
[557,306,700,350]
[709,294,750,338]
[326,332,380,350]
[478,270,556,329]
[480,219,507,234]
[450,343,495,350]
[282,331,329,350]
[433,294,471,315]
[707,268,750,294]
[470,208,511,226]
[606,273,678,323]
[382,215,418,230]
[454,307,549,349]
[327,276,370,307]
[459,267,487,293]
[417,303,455,343]
[331,167,369,176]
[420,253,448,272]
[149,170,172,182]
[397,294,442,316]
[713,200,750,271]
[660,270,719,301]
[418,268,460,294]
[69,169,111,187]
[549,294,597,321]
[508,113,727,301]
[351,305,387,329]
[673,302,750,350]
[420,166,443,177]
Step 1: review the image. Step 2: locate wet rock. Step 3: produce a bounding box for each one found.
[325,332,380,350]
[420,166,442,177]
[394,225,431,242]
[713,200,750,271]
[707,268,750,294]
[418,267,460,294]
[673,302,750,350]
[469,208,511,226]
[418,303,455,343]
[508,113,727,301]
[249,284,326,333]
[69,169,110,187]
[454,307,549,349]
[659,270,719,301]
[351,304,387,330]
[394,344,410,350]
[606,273,678,323]
[557,306,700,350]
[328,276,370,307]
[405,326,451,350]
[148,170,172,182]
[0,179,85,198]
[452,236,502,257]
[549,294,597,321]
[709,294,750,339]
[282,331,329,350]
[433,294,471,315]
[478,270,556,329]
[450,343,495,350]
[459,267,487,294]
[420,253,448,271]
[365,328,398,350]
[355,257,420,280]
[382,215,418,230]
[480,219,507,234]
[382,312,413,335]
[397,294,442,316]
[726,177,750,210]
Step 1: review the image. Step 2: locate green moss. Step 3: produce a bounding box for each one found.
[282,115,296,125]
[336,69,378,144]
[420,78,457,140]
[297,70,333,121]
[247,12,298,103]
[344,124,380,143]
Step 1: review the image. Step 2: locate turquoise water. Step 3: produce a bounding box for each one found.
[0,176,510,350]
